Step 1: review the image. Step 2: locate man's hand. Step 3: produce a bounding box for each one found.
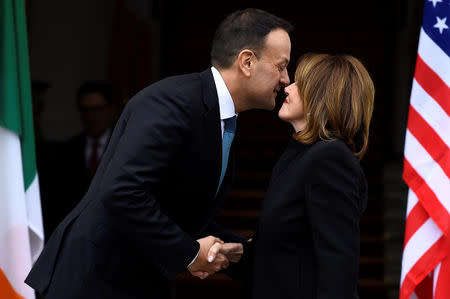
[187,236,230,279]
[207,242,244,263]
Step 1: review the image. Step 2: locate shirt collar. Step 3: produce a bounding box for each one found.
[211,66,237,121]
[87,128,111,146]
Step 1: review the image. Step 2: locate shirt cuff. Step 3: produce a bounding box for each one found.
[187,247,200,267]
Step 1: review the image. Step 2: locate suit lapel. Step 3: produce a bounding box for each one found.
[200,69,222,200]
[270,139,311,185]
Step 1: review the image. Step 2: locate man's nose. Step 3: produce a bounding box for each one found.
[281,69,290,86]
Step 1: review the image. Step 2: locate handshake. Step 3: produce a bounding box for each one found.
[187,236,244,280]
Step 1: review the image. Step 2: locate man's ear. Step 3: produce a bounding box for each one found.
[237,50,255,78]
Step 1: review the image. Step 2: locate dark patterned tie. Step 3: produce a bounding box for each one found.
[88,139,99,179]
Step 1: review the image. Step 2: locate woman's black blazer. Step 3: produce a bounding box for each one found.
[242,138,367,299]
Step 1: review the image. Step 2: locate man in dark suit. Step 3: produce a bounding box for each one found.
[62,81,117,213]
[26,8,292,299]
[40,82,117,239]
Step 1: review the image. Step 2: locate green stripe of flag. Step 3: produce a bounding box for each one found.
[0,0,38,190]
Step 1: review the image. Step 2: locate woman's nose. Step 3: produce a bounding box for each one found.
[284,83,293,95]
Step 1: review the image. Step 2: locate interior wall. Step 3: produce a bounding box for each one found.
[28,0,117,141]
[390,1,424,159]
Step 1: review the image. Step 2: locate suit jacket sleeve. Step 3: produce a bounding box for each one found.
[98,86,199,280]
[304,143,363,298]
[222,237,254,284]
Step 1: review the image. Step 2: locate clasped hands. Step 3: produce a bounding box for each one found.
[187,236,243,279]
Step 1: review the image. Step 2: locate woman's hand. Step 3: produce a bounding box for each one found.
[207,242,244,263]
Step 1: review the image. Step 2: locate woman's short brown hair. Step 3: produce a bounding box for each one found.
[294,53,375,160]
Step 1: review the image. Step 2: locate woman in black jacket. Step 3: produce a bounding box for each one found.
[214,53,375,299]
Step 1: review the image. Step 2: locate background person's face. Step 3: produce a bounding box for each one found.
[79,92,114,138]
[248,28,291,110]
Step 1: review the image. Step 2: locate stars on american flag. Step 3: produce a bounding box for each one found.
[428,0,450,34]
[428,0,443,7]
[434,16,449,33]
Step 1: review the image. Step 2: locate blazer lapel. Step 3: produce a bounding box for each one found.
[270,139,310,184]
[200,69,222,201]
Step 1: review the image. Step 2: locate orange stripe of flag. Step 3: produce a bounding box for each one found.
[0,268,25,299]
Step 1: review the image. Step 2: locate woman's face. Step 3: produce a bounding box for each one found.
[278,82,307,131]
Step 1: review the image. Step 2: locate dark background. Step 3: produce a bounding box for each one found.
[28,1,426,298]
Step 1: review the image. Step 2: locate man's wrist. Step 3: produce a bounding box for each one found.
[187,246,200,267]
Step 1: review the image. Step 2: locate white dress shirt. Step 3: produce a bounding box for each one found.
[211,66,237,136]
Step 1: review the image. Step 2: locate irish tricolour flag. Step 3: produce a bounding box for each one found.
[0,0,44,298]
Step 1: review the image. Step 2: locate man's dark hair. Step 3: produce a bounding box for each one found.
[211,8,293,69]
[76,81,114,107]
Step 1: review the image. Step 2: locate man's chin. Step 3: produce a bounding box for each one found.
[261,99,276,111]
[250,97,276,111]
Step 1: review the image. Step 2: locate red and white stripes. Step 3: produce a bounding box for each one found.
[400,25,450,299]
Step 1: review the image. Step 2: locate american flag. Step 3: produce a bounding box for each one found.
[400,0,450,298]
